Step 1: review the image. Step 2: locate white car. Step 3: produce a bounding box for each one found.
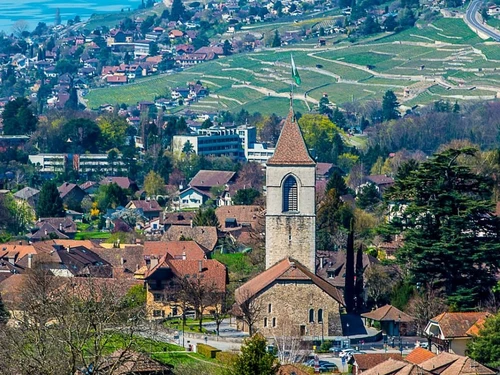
[339,348,355,358]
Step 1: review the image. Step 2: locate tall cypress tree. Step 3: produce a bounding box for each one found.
[344,219,355,313]
[354,245,364,312]
[36,181,64,218]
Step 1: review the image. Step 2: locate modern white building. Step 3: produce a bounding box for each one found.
[172,123,274,163]
[29,153,125,175]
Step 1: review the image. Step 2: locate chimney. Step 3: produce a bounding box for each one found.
[198,260,203,272]
[120,257,125,266]
[59,223,63,232]
[182,252,186,260]
[190,220,193,228]
[320,257,324,269]
[28,253,33,269]
[67,246,71,253]
[150,257,159,268]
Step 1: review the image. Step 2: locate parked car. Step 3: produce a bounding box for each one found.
[305,359,338,372]
[339,348,355,358]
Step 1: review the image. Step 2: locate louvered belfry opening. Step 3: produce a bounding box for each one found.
[283,175,298,212]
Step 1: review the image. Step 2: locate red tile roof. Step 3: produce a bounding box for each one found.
[361,304,414,322]
[420,352,495,375]
[405,347,436,364]
[430,312,490,338]
[127,199,162,213]
[189,170,236,189]
[163,226,218,251]
[235,258,344,305]
[143,240,206,260]
[352,353,403,371]
[149,258,227,292]
[267,108,315,166]
[215,205,264,231]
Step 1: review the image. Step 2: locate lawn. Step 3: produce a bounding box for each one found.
[74,231,111,240]
[212,252,260,280]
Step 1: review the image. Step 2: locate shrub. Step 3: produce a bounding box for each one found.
[215,351,238,365]
[197,343,221,358]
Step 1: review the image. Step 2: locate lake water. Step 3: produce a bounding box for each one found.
[0,0,141,34]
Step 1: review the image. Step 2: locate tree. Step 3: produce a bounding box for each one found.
[233,333,279,375]
[382,90,400,121]
[96,183,129,211]
[356,183,381,210]
[97,115,129,151]
[170,0,186,21]
[144,170,166,197]
[0,267,146,375]
[233,188,261,205]
[2,97,38,135]
[238,290,262,336]
[62,118,102,153]
[364,264,394,307]
[344,220,355,313]
[223,39,232,55]
[259,114,282,146]
[362,15,380,35]
[37,181,64,218]
[385,148,500,310]
[469,313,500,369]
[271,30,281,47]
[193,207,220,227]
[0,293,9,325]
[326,170,348,196]
[406,284,447,336]
[178,277,217,332]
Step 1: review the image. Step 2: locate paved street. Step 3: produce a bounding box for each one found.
[465,0,500,41]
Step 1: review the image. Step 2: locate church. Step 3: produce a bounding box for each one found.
[234,106,344,337]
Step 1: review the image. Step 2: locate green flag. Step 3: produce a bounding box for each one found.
[291,54,301,85]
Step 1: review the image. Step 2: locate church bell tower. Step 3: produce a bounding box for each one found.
[265,107,316,272]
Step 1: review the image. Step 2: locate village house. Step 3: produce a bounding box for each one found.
[424,311,490,355]
[144,257,227,319]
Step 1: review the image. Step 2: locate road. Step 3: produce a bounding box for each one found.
[465,0,500,41]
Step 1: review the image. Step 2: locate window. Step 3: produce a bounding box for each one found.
[318,309,323,323]
[153,293,163,302]
[268,304,272,313]
[283,175,298,212]
[309,308,314,323]
[272,317,276,327]
[153,310,163,317]
[264,317,268,327]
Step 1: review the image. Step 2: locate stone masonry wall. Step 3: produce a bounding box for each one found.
[252,280,341,337]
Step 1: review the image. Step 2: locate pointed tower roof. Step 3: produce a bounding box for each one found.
[267,107,315,166]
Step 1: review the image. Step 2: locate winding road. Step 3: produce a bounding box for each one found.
[465,0,500,41]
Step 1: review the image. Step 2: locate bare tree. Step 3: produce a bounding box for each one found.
[0,266,146,375]
[12,20,29,37]
[272,317,304,364]
[209,289,231,336]
[177,277,218,332]
[238,290,262,336]
[364,264,395,307]
[406,283,447,336]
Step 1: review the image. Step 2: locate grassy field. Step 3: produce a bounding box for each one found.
[85,15,500,114]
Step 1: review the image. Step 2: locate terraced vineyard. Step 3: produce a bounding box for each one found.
[85,17,500,114]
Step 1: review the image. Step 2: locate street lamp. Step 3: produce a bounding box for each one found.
[346,322,350,348]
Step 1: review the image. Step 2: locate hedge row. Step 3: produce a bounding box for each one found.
[197,343,221,359]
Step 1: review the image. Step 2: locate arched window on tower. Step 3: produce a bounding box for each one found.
[283,175,298,212]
